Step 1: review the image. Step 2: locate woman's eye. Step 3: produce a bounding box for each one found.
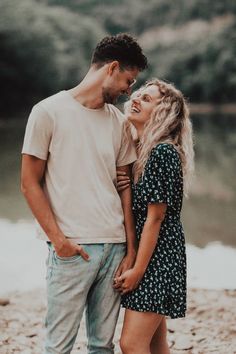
[143,95,150,101]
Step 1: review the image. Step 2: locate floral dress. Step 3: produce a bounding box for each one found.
[121,143,186,319]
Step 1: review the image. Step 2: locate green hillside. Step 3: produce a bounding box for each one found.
[1,0,235,116]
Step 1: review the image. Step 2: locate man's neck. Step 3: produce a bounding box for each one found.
[69,67,105,109]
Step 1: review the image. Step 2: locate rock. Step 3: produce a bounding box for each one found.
[168,327,175,333]
[167,320,181,332]
[229,325,236,334]
[174,336,194,350]
[0,298,10,306]
[26,330,37,338]
[1,288,236,353]
[168,339,175,348]
[190,332,207,341]
[0,334,10,343]
[17,334,30,345]
[8,321,21,329]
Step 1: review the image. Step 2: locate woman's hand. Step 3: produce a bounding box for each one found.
[114,268,143,294]
[116,170,131,192]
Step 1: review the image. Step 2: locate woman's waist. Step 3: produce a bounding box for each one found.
[135,211,182,223]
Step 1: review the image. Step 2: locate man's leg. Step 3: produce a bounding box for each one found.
[44,243,102,354]
[85,243,126,354]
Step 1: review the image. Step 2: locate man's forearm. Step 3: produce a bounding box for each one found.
[117,164,137,254]
[22,183,65,248]
[120,186,137,254]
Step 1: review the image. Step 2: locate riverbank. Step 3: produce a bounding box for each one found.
[1,220,236,353]
[0,287,236,354]
[1,220,236,296]
[189,103,236,114]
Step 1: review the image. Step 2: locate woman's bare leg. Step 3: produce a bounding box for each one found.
[150,317,170,354]
[120,309,164,354]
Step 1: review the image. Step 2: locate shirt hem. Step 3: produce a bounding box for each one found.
[116,157,137,167]
[36,233,126,244]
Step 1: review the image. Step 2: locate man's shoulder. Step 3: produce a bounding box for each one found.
[33,91,66,115]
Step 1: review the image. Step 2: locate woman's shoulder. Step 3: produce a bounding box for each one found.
[145,143,182,177]
[150,143,179,159]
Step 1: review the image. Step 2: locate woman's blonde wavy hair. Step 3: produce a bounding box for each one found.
[124,78,194,196]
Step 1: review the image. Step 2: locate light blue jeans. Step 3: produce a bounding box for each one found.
[44,242,126,354]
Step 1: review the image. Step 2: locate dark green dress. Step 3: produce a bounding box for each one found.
[121,143,186,319]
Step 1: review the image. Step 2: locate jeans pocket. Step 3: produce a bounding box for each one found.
[53,251,81,263]
[46,244,54,280]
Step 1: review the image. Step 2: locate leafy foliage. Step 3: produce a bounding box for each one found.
[146,20,236,102]
[0,0,235,115]
[0,0,105,114]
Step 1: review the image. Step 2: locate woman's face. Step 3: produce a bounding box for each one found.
[125,84,162,128]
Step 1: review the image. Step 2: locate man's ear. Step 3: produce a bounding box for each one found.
[107,61,119,76]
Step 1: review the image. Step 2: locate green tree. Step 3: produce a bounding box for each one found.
[0,0,105,115]
[145,20,236,102]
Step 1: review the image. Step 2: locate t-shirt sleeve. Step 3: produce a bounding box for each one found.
[116,122,137,167]
[21,104,53,160]
[142,145,181,207]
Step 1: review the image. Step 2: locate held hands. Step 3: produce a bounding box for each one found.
[113,268,143,295]
[117,170,130,192]
[54,238,90,261]
[114,250,136,279]
[113,250,138,294]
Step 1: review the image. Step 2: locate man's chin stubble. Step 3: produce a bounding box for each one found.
[102,91,118,104]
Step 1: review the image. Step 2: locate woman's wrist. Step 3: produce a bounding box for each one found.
[133,264,145,278]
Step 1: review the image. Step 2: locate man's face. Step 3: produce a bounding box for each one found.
[102,63,139,104]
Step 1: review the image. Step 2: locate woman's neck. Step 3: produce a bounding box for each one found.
[136,127,144,140]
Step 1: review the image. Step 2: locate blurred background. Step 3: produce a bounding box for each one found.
[0,0,236,294]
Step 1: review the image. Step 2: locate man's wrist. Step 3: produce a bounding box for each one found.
[126,245,137,257]
[48,231,67,251]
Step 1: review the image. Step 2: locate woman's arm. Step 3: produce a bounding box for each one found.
[116,202,167,294]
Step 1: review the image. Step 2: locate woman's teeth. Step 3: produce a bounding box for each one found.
[131,107,140,113]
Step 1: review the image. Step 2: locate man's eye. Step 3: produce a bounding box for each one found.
[143,95,150,101]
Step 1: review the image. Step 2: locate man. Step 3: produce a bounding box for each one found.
[21,33,147,354]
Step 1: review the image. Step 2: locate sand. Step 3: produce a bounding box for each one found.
[0,288,236,354]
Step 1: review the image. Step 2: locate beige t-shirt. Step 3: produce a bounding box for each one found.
[22,91,137,243]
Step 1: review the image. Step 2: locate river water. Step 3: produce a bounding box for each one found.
[0,113,236,294]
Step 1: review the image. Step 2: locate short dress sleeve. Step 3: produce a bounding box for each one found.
[142,144,182,208]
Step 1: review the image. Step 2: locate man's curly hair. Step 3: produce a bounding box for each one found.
[91,33,148,71]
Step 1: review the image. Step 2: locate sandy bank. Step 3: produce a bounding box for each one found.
[1,288,236,354]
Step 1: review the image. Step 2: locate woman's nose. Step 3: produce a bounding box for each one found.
[132,97,140,104]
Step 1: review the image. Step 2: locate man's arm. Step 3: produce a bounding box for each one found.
[21,154,89,260]
[114,163,137,279]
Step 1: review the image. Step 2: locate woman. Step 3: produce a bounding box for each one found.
[114,79,194,354]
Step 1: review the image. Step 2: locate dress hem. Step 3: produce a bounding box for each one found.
[121,304,186,320]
